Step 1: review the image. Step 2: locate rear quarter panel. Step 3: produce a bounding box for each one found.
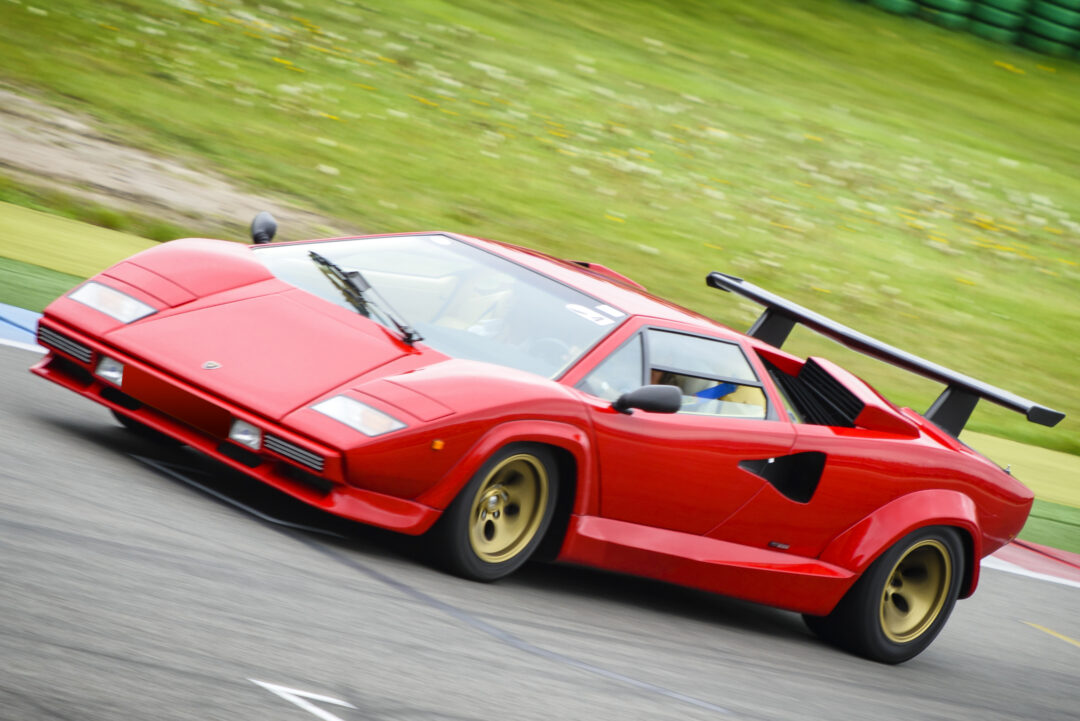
[710,423,1032,596]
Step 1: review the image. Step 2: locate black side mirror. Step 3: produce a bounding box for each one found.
[612,384,682,415]
[250,211,278,244]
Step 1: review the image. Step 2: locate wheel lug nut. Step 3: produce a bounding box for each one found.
[493,510,500,519]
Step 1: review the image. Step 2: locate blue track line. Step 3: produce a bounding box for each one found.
[0,302,43,349]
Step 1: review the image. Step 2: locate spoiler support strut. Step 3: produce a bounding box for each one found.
[707,271,1064,437]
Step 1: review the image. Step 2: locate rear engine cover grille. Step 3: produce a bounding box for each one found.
[264,434,325,472]
[766,358,865,428]
[39,327,92,363]
[800,359,865,422]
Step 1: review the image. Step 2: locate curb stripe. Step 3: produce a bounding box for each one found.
[982,557,1080,590]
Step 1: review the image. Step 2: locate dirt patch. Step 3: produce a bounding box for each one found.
[0,86,353,241]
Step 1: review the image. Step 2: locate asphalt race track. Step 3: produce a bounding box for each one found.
[2,345,1077,721]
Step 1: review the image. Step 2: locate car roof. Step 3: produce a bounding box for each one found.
[454,231,749,342]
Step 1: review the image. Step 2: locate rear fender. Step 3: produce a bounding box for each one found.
[415,420,595,512]
[819,489,982,598]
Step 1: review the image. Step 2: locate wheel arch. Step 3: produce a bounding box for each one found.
[416,419,595,518]
[532,444,578,562]
[819,489,983,599]
[955,524,977,599]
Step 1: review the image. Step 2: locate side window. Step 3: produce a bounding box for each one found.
[576,334,645,402]
[647,330,768,419]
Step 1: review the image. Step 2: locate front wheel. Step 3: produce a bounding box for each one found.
[804,526,965,664]
[433,444,558,582]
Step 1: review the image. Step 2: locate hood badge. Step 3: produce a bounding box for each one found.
[202,361,222,370]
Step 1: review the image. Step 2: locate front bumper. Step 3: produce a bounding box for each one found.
[32,318,441,535]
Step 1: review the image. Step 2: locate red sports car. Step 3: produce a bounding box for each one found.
[32,214,1063,663]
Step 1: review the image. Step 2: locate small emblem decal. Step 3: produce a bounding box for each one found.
[202,361,222,370]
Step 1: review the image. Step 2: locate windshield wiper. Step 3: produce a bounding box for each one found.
[309,251,422,344]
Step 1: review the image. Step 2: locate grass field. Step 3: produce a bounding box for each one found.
[0,174,192,243]
[0,203,157,280]
[0,257,83,313]
[0,0,1077,455]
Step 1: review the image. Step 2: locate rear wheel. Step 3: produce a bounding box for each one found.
[803,527,964,664]
[433,444,558,581]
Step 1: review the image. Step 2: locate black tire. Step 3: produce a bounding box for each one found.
[1025,14,1080,43]
[919,7,971,29]
[870,0,919,14]
[970,19,1021,42]
[1020,31,1075,55]
[973,4,1026,28]
[1031,1,1080,26]
[919,0,973,12]
[802,612,842,646]
[111,409,181,445]
[980,0,1030,11]
[432,444,559,581]
[804,527,965,664]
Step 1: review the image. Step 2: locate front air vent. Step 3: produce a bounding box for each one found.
[264,434,325,472]
[283,465,333,496]
[38,326,92,363]
[100,386,142,410]
[218,441,262,468]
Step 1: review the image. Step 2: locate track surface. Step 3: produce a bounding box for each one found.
[2,345,1077,721]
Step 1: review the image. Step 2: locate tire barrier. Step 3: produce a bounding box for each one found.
[862,0,1080,58]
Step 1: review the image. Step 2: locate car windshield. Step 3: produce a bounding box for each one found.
[253,234,625,378]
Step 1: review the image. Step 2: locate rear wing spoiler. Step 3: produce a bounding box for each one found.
[707,271,1064,437]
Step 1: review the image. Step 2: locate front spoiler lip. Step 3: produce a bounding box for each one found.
[31,317,441,535]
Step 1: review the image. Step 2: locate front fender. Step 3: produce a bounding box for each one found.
[415,419,595,512]
[819,489,982,598]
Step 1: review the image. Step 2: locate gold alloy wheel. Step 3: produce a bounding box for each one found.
[468,454,549,563]
[879,539,952,643]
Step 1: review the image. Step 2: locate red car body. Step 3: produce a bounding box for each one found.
[31,230,1058,647]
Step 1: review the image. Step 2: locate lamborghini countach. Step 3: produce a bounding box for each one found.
[32,213,1063,663]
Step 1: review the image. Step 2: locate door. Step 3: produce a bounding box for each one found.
[576,328,795,535]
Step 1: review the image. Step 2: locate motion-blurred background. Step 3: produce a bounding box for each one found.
[1,1,1077,471]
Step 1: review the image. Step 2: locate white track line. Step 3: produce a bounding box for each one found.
[0,337,44,353]
[981,556,1080,590]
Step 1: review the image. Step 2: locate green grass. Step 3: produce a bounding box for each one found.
[964,431,1080,508]
[0,174,197,242]
[1,0,1078,453]
[0,202,156,279]
[1020,500,1080,555]
[0,256,83,313]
